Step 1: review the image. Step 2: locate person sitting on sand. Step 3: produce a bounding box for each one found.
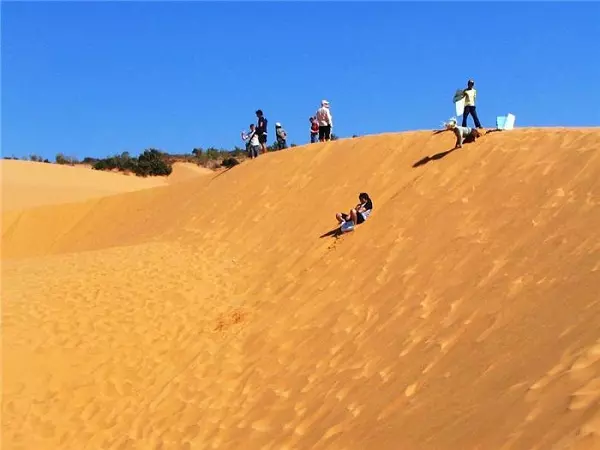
[336,192,373,226]
[444,118,481,149]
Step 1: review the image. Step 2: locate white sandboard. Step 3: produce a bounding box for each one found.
[496,113,516,130]
[455,97,465,117]
[504,113,515,130]
[453,89,465,117]
[340,221,355,233]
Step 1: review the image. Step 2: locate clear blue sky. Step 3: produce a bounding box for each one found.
[2,2,599,160]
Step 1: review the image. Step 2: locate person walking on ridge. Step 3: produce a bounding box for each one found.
[255,109,268,154]
[316,100,333,142]
[460,79,482,129]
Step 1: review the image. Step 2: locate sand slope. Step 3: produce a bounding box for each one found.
[2,128,600,449]
[1,160,211,212]
[0,159,168,212]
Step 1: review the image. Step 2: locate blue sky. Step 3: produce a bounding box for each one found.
[2,2,599,160]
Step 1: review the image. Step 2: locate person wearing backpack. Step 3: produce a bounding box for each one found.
[275,123,288,150]
[255,109,268,154]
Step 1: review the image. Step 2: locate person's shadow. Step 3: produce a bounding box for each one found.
[412,147,457,167]
[414,131,482,167]
[320,227,343,239]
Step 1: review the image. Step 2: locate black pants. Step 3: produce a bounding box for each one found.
[319,125,331,141]
[462,106,482,128]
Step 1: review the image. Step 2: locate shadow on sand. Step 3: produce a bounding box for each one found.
[414,130,487,168]
[320,227,343,239]
[211,166,235,180]
[412,147,458,168]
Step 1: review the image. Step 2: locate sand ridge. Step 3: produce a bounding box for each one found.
[2,128,600,449]
[1,160,211,213]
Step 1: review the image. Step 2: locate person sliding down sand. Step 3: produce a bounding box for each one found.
[336,192,373,226]
[445,118,481,149]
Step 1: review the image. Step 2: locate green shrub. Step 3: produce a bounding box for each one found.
[55,153,79,165]
[135,149,172,176]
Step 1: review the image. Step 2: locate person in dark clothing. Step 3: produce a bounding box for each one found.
[336,192,373,225]
[255,109,268,154]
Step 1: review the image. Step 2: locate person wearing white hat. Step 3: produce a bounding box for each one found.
[275,122,288,150]
[316,100,333,142]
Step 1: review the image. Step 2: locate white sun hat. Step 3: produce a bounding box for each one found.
[444,117,458,129]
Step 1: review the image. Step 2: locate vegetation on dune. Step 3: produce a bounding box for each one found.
[3,135,349,177]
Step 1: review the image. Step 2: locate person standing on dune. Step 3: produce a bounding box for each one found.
[316,100,333,142]
[241,124,261,159]
[275,122,288,150]
[309,116,319,143]
[460,79,483,129]
[255,109,268,154]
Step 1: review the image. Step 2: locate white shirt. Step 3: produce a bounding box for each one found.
[316,106,333,127]
[242,130,259,146]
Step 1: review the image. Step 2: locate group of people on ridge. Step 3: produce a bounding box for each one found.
[241,109,287,159]
[240,79,485,232]
[242,100,335,159]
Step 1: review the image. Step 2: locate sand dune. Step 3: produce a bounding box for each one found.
[0,160,210,212]
[166,162,214,184]
[2,128,600,449]
[0,159,167,212]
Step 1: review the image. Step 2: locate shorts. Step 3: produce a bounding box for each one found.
[341,211,365,224]
[258,134,267,144]
[319,125,331,141]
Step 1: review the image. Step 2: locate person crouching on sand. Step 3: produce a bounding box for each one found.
[336,192,373,226]
[445,118,481,149]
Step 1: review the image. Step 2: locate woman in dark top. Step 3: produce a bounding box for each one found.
[336,192,373,226]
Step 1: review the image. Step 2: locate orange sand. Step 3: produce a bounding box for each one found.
[1,160,211,212]
[2,128,600,449]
